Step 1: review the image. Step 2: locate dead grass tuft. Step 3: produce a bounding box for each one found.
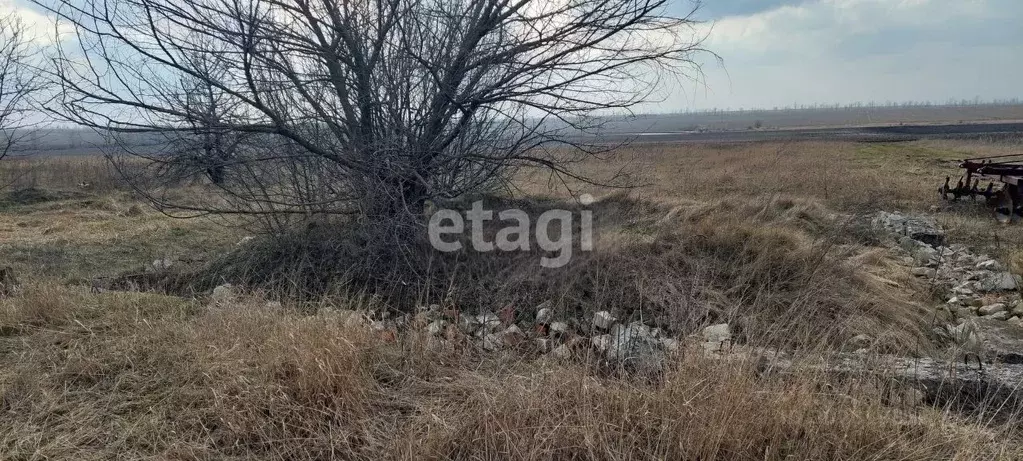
[0,285,1016,459]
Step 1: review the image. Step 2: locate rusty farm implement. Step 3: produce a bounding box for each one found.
[942,154,1023,221]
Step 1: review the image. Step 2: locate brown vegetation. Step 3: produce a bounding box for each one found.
[3,138,1023,458]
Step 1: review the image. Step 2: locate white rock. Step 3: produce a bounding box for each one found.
[607,323,664,372]
[335,309,367,328]
[458,314,480,333]
[476,312,502,331]
[591,334,611,352]
[265,300,282,309]
[152,258,173,270]
[550,344,572,359]
[483,333,503,351]
[911,267,936,278]
[702,323,731,343]
[427,320,447,336]
[978,303,1007,315]
[549,321,569,335]
[913,246,938,265]
[210,284,235,305]
[501,324,526,345]
[848,334,872,349]
[536,307,554,325]
[982,272,1020,292]
[946,296,960,305]
[660,338,681,353]
[626,321,651,338]
[977,260,1004,271]
[592,311,616,329]
[988,311,1010,321]
[948,322,981,348]
[236,236,254,246]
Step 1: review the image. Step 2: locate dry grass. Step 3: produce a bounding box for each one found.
[522,138,1023,263]
[0,284,1017,460]
[0,155,125,192]
[2,139,1023,458]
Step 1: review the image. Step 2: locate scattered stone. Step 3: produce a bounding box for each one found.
[591,334,611,352]
[660,338,681,353]
[483,333,503,351]
[152,258,173,270]
[477,312,502,332]
[536,306,554,325]
[210,284,235,306]
[953,286,975,296]
[550,344,573,359]
[969,318,1023,364]
[977,259,1004,271]
[911,267,936,278]
[872,211,945,246]
[978,303,1007,316]
[913,246,938,266]
[947,322,982,350]
[458,315,480,334]
[982,272,1019,292]
[946,296,960,305]
[988,311,1011,321]
[592,311,616,330]
[848,334,872,349]
[427,320,447,336]
[334,309,367,328]
[703,323,731,343]
[236,236,254,246]
[549,321,569,335]
[607,323,664,373]
[501,324,526,345]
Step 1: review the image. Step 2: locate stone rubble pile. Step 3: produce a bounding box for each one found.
[307,298,734,373]
[872,211,1023,326]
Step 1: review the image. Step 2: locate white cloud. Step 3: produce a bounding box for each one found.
[662,0,1023,110]
[0,0,73,45]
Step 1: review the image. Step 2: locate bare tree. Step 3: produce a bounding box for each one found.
[0,16,41,161]
[37,0,709,227]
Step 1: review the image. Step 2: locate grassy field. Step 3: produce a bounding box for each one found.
[2,139,1023,459]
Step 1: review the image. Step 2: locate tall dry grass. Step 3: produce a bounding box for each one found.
[0,155,126,192]
[0,284,1017,460]
[2,139,1023,458]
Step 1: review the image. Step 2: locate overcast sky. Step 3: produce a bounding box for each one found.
[4,0,1022,113]
[660,0,1023,111]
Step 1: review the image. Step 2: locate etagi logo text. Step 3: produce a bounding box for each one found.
[427,195,594,268]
